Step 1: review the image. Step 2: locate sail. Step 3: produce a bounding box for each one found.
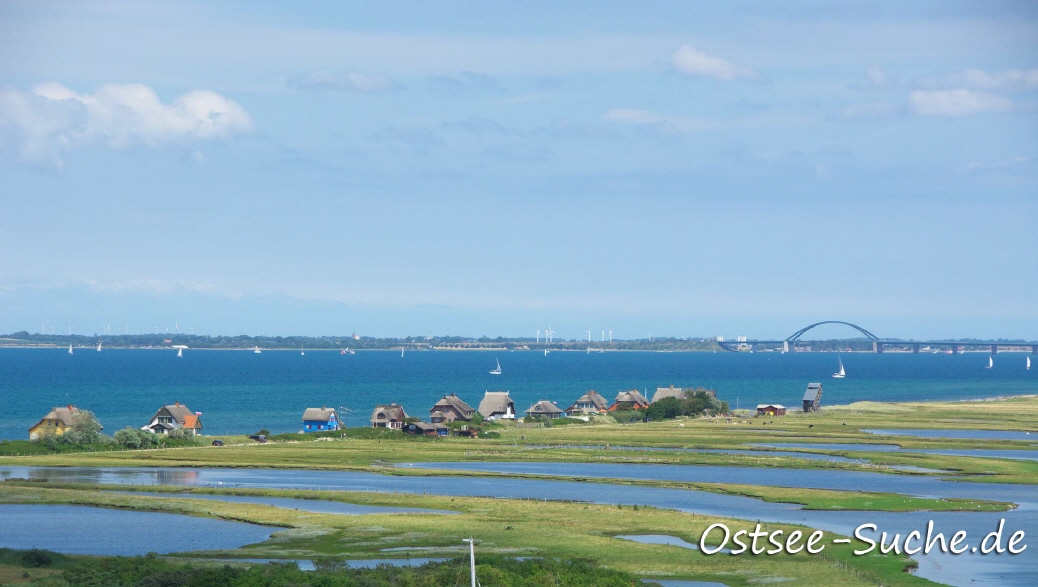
[1027,357,1031,370]
[177,348,183,358]
[987,356,994,368]
[837,358,845,376]
[68,344,73,355]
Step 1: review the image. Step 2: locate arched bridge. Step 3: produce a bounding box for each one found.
[716,321,1037,354]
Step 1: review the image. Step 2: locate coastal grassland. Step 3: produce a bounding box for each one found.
[0,483,935,587]
[2,396,1036,485]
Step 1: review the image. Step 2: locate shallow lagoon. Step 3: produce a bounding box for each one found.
[0,504,274,555]
[3,465,1035,586]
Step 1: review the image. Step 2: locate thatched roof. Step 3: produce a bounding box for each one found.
[30,405,78,431]
[652,386,686,403]
[302,407,337,422]
[566,390,609,413]
[478,391,515,418]
[431,394,475,417]
[614,390,649,405]
[370,403,408,423]
[757,404,785,410]
[525,400,564,416]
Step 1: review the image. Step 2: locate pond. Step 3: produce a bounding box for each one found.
[0,504,275,555]
[3,465,1035,587]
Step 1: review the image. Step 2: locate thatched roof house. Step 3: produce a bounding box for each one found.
[525,400,564,419]
[477,391,515,420]
[302,407,340,432]
[566,390,610,415]
[29,405,91,440]
[142,401,201,435]
[607,390,649,411]
[370,403,409,429]
[430,394,476,423]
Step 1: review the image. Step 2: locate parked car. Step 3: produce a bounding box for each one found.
[247,434,267,443]
[211,439,225,446]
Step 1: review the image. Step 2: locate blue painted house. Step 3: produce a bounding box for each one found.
[302,407,340,432]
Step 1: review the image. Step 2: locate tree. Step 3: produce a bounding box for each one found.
[62,409,103,444]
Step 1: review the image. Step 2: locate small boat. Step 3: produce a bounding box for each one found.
[1027,356,1031,370]
[544,348,549,356]
[401,348,405,358]
[832,356,846,379]
[96,342,102,352]
[177,348,183,358]
[68,344,73,355]
[300,346,305,356]
[489,358,502,375]
[347,347,355,355]
[340,348,347,355]
[986,356,993,369]
[253,346,262,354]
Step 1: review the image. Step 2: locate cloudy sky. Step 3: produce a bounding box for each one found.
[1,0,1036,340]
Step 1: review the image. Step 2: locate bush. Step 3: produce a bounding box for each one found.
[114,428,142,449]
[20,549,52,568]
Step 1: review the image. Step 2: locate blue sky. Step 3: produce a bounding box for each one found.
[1,1,1035,340]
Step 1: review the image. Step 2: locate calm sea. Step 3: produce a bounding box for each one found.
[0,348,1034,440]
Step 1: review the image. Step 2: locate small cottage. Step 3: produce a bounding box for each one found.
[802,383,823,413]
[756,404,786,416]
[525,400,564,419]
[429,394,476,423]
[566,390,610,416]
[142,402,201,435]
[370,403,408,429]
[29,405,95,440]
[607,390,650,411]
[477,391,515,421]
[302,407,340,432]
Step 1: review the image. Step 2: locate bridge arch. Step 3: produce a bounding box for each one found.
[786,321,878,342]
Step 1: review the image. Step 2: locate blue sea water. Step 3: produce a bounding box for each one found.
[0,348,1034,440]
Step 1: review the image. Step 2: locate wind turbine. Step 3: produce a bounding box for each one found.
[587,329,592,343]
[609,330,613,343]
[601,330,605,342]
[536,329,540,344]
[546,327,555,343]
[175,321,179,334]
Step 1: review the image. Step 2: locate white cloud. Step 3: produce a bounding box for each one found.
[866,65,888,86]
[909,89,1013,117]
[670,45,756,81]
[0,82,253,164]
[922,69,1038,91]
[289,70,395,92]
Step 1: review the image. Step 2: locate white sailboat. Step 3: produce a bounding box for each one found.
[489,358,502,375]
[96,342,102,352]
[401,348,405,358]
[68,344,73,355]
[544,348,549,356]
[177,348,183,358]
[986,356,993,369]
[253,346,262,354]
[1027,356,1031,370]
[300,345,305,356]
[346,347,355,355]
[832,356,846,379]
